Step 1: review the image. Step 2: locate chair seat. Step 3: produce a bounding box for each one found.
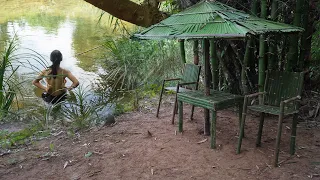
[248,104,298,115]
[165,86,192,92]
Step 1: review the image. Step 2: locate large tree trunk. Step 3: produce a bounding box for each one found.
[83,0,167,27]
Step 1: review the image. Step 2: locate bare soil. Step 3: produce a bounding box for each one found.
[0,96,320,180]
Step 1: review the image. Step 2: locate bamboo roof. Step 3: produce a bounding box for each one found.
[133,0,304,40]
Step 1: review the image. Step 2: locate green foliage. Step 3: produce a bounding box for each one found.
[61,85,101,130]
[97,36,183,111]
[311,21,320,63]
[0,123,48,149]
[49,142,54,152]
[0,38,21,119]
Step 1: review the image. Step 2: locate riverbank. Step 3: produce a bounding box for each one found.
[0,95,319,180]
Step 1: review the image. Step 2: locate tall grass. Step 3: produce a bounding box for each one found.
[60,85,102,130]
[97,36,184,110]
[0,38,22,118]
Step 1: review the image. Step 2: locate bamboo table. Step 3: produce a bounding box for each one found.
[177,90,244,149]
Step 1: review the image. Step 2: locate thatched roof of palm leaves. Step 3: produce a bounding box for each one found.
[134,0,304,40]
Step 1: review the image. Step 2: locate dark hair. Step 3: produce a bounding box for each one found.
[49,50,62,79]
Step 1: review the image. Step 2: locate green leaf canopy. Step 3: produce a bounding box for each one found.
[133,0,304,40]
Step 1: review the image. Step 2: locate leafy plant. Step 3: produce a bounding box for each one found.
[97,36,183,110]
[0,37,21,119]
[60,85,101,130]
[0,123,48,149]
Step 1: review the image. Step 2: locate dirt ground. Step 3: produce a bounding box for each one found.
[0,96,320,180]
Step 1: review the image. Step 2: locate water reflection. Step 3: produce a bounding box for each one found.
[1,15,107,87]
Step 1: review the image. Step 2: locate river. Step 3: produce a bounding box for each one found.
[0,0,127,97]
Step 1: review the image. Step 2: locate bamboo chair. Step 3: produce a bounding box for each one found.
[156,64,201,124]
[237,71,304,167]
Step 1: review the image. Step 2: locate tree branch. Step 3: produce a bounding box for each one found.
[83,0,167,27]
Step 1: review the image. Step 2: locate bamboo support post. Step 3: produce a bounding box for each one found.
[237,96,248,154]
[179,39,186,64]
[210,39,218,90]
[274,102,285,167]
[256,112,265,147]
[178,100,183,132]
[156,80,166,117]
[211,110,217,149]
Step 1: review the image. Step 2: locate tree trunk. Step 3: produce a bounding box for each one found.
[83,0,167,27]
[286,0,303,71]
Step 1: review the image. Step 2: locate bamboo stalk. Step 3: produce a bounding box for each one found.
[237,96,248,154]
[211,110,217,149]
[178,100,183,132]
[258,0,267,101]
[210,39,219,90]
[298,0,310,70]
[193,40,199,65]
[274,102,285,167]
[290,114,298,155]
[156,80,166,117]
[203,39,210,135]
[286,0,303,71]
[179,39,186,64]
[242,37,252,95]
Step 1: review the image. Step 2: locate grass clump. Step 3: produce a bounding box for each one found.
[97,36,183,112]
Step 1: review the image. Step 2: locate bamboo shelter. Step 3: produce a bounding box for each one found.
[133,0,303,95]
[133,0,303,134]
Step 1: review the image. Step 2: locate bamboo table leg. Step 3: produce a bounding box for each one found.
[211,110,217,149]
[178,100,183,132]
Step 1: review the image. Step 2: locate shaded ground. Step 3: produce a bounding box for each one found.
[0,96,320,180]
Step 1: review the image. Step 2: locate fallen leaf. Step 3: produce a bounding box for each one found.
[85,152,93,158]
[63,161,68,169]
[151,168,154,175]
[197,138,208,144]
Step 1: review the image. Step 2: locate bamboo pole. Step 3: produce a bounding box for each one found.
[203,39,210,135]
[290,114,298,155]
[286,0,303,71]
[179,39,186,64]
[237,96,248,154]
[211,110,217,149]
[274,102,285,167]
[178,100,183,132]
[258,0,267,102]
[193,40,199,65]
[298,0,310,70]
[268,0,279,70]
[210,39,218,90]
[241,37,252,95]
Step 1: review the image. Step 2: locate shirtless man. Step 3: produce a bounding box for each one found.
[33,50,79,104]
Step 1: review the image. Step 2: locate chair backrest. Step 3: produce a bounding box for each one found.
[180,64,201,89]
[264,71,304,109]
